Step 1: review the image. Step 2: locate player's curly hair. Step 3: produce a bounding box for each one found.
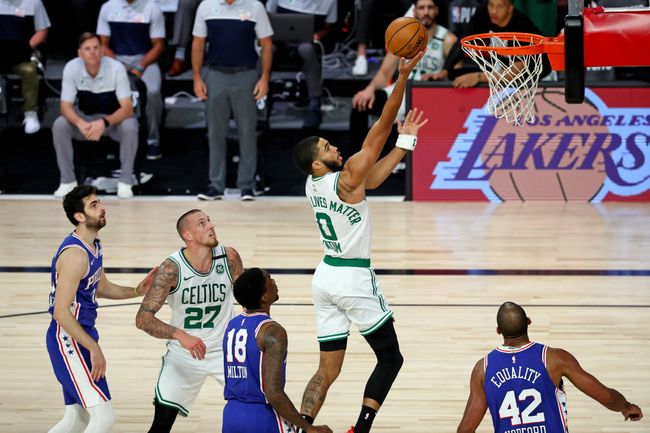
[234,268,267,310]
[62,185,97,225]
[293,136,320,175]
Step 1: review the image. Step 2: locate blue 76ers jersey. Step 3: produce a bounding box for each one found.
[484,342,569,433]
[48,232,103,328]
[223,312,285,403]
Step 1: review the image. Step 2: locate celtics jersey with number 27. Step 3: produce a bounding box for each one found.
[306,172,371,259]
[166,245,234,353]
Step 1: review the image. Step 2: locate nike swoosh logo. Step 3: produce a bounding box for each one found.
[183,276,193,281]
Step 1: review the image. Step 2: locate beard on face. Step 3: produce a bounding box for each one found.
[85,214,106,230]
[322,158,343,172]
[420,16,434,28]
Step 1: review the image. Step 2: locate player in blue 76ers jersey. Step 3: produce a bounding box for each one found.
[222,268,332,433]
[457,302,643,433]
[46,185,155,433]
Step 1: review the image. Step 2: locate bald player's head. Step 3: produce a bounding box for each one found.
[176,209,202,240]
[496,302,529,338]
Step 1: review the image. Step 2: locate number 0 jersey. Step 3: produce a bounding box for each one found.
[484,342,569,433]
[223,312,286,403]
[166,245,234,353]
[306,172,372,260]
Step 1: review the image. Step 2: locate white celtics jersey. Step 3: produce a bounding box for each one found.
[166,245,234,353]
[306,172,372,259]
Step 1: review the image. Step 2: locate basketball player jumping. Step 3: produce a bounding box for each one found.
[135,209,244,433]
[292,50,428,433]
[457,301,643,433]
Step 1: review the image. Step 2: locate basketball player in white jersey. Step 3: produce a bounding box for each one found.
[292,51,428,433]
[135,209,244,433]
[350,0,460,149]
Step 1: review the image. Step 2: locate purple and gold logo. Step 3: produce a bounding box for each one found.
[432,89,650,202]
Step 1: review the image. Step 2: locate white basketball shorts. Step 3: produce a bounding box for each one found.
[312,260,393,343]
[154,346,224,416]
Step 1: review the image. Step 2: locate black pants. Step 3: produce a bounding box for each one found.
[348,90,398,158]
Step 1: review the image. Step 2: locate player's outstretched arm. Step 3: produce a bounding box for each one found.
[135,259,207,360]
[53,248,107,382]
[260,322,333,433]
[550,348,643,421]
[457,359,488,433]
[225,246,244,281]
[96,266,157,300]
[339,51,425,194]
[366,108,429,189]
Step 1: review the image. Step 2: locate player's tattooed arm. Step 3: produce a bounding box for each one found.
[135,258,179,339]
[260,322,313,432]
[225,246,244,281]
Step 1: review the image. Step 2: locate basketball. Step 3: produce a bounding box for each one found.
[385,17,427,59]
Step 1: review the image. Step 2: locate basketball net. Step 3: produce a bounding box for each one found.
[462,34,545,126]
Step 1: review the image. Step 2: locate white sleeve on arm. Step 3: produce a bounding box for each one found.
[113,62,132,100]
[265,0,278,12]
[192,3,207,37]
[96,4,111,36]
[150,5,166,39]
[60,61,78,103]
[325,0,337,24]
[254,3,273,39]
[33,0,51,31]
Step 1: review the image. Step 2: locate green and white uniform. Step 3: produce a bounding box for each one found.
[306,172,392,343]
[385,24,450,118]
[154,245,235,416]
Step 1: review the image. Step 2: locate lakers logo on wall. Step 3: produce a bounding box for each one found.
[432,88,650,202]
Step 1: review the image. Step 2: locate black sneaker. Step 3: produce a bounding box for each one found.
[146,144,162,160]
[303,108,322,129]
[197,186,223,200]
[240,188,255,201]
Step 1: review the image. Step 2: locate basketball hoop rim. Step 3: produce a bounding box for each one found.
[461,32,562,56]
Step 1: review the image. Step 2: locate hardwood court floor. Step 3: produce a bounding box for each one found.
[0,198,648,432]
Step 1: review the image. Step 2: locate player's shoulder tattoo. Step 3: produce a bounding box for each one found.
[261,322,287,354]
[225,246,244,280]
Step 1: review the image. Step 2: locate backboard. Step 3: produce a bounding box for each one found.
[564,0,650,103]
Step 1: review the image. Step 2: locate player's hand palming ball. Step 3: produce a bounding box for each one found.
[385,17,427,59]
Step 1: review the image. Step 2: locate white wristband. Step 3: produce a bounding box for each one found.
[396,134,417,151]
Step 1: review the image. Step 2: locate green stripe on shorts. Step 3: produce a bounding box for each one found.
[155,355,190,416]
[360,311,394,336]
[317,330,350,342]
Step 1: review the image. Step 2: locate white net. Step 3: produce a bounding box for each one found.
[462,34,544,126]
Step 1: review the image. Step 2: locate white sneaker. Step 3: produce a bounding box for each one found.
[23,111,40,134]
[53,181,78,198]
[352,56,368,76]
[117,182,133,199]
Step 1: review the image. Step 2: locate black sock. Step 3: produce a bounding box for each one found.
[353,405,377,433]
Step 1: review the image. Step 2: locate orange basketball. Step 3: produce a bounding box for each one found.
[385,17,427,59]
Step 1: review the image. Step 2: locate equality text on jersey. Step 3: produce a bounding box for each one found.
[489,366,542,389]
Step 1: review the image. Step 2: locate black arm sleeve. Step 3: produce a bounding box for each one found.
[443,40,463,72]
